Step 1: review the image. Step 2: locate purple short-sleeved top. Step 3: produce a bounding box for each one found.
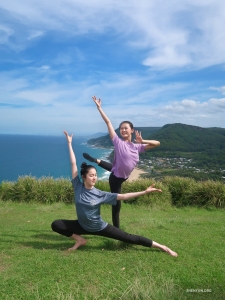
[111,134,146,179]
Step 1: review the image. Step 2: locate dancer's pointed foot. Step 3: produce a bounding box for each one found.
[160,245,178,257]
[83,153,97,163]
[152,241,178,257]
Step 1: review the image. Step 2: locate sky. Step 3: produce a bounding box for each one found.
[0,0,225,136]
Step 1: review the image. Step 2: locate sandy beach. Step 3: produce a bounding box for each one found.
[127,168,147,182]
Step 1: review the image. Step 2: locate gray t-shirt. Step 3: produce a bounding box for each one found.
[72,176,118,232]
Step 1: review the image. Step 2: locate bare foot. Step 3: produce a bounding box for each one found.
[160,245,178,257]
[152,241,178,257]
[68,235,87,251]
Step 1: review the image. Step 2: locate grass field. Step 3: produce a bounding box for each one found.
[0,200,224,299]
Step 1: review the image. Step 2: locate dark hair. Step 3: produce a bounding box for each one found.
[80,162,96,178]
[119,121,134,130]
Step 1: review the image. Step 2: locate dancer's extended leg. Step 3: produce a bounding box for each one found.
[83,153,112,171]
[97,224,178,257]
[83,153,98,163]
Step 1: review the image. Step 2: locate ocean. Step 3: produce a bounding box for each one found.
[0,134,112,183]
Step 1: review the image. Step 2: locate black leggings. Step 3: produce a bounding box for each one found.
[99,160,127,228]
[51,219,152,247]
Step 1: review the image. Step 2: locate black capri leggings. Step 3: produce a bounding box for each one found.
[98,160,127,228]
[51,219,153,248]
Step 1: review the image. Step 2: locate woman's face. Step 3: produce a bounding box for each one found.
[120,123,134,139]
[83,168,97,188]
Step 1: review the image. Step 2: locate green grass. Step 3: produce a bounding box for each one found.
[1,201,224,299]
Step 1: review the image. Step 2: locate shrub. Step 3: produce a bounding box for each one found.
[121,179,172,208]
[163,176,225,208]
[0,181,15,201]
[162,176,197,206]
[184,180,225,208]
[95,180,111,192]
[1,176,224,208]
[0,176,74,204]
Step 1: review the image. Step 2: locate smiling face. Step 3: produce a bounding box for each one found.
[119,122,134,141]
[82,167,97,189]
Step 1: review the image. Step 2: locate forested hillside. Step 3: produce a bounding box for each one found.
[140,123,225,167]
[146,123,225,152]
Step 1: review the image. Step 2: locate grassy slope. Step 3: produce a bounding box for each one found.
[0,201,224,300]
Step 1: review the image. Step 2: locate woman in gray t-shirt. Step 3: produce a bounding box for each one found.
[51,131,177,257]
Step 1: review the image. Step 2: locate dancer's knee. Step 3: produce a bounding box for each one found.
[51,219,61,232]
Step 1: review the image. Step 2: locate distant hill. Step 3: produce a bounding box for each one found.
[86,127,161,148]
[139,123,225,170]
[144,123,225,152]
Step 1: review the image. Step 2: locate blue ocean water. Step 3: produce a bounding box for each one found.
[0,134,112,183]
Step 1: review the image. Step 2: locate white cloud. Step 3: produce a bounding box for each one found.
[1,0,225,69]
[27,30,44,40]
[53,48,85,66]
[143,47,191,69]
[0,24,14,44]
[209,86,225,95]
[181,99,197,107]
[159,97,225,126]
[1,0,225,134]
[208,98,225,108]
[1,89,225,135]
[1,68,224,125]
[96,96,225,129]
[38,65,50,71]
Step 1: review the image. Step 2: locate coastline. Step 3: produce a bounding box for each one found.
[127,168,147,182]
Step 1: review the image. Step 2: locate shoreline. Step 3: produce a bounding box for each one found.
[127,168,147,182]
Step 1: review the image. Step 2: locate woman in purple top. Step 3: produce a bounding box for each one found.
[51,130,177,257]
[83,96,160,228]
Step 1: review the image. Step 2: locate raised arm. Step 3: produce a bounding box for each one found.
[92,96,116,139]
[63,130,78,179]
[117,184,162,201]
[134,130,160,150]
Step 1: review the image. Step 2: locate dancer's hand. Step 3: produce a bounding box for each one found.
[134,130,143,143]
[63,130,73,144]
[92,96,101,108]
[145,184,162,193]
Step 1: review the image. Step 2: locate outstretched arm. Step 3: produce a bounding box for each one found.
[117,184,162,201]
[92,96,116,139]
[134,130,160,150]
[63,130,78,179]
